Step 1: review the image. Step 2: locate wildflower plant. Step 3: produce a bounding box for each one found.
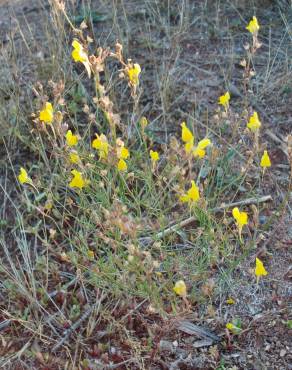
[232,207,248,242]
[4,5,284,365]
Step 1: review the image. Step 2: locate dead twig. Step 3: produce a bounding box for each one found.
[175,320,220,342]
[265,129,289,158]
[52,306,93,352]
[140,195,272,246]
[0,319,11,331]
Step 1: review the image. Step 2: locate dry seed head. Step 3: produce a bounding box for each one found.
[115,42,123,57]
[147,305,157,314]
[153,242,162,249]
[83,104,90,114]
[251,204,259,226]
[254,40,262,49]
[80,21,87,29]
[55,111,63,124]
[127,244,137,255]
[53,0,65,11]
[152,260,160,269]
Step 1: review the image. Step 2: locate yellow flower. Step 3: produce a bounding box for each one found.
[44,199,53,211]
[18,167,30,184]
[184,141,193,154]
[66,130,78,147]
[232,207,248,240]
[118,146,130,160]
[232,207,248,227]
[226,322,241,334]
[115,140,129,170]
[173,280,187,297]
[226,298,235,305]
[127,63,141,85]
[117,159,127,172]
[69,152,80,164]
[181,122,194,144]
[247,112,261,132]
[226,323,235,330]
[140,116,148,129]
[150,150,159,162]
[218,92,230,108]
[260,150,271,168]
[180,180,200,203]
[72,40,88,63]
[39,102,54,124]
[193,138,211,158]
[181,122,194,153]
[246,16,260,34]
[69,169,88,189]
[255,257,268,280]
[71,39,91,77]
[87,250,95,260]
[92,134,109,159]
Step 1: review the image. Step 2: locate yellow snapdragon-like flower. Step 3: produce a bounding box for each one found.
[118,146,130,160]
[69,152,80,164]
[116,139,129,171]
[66,130,78,147]
[72,40,88,63]
[181,122,194,153]
[117,159,127,172]
[87,250,95,260]
[246,16,260,34]
[232,207,248,240]
[226,322,241,334]
[69,169,88,189]
[92,134,109,159]
[232,207,248,227]
[226,298,235,305]
[140,116,148,129]
[260,150,271,168]
[218,91,230,108]
[127,63,141,86]
[255,257,268,281]
[181,122,194,143]
[180,181,200,203]
[18,167,30,184]
[173,280,187,297]
[39,102,54,124]
[247,112,261,132]
[193,138,211,158]
[150,150,159,162]
[71,39,91,77]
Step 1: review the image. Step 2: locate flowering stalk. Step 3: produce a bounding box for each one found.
[242,16,261,106]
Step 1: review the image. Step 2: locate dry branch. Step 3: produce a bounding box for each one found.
[140,195,272,246]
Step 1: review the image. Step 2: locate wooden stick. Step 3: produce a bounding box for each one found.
[140,195,272,246]
[265,129,289,158]
[52,306,93,352]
